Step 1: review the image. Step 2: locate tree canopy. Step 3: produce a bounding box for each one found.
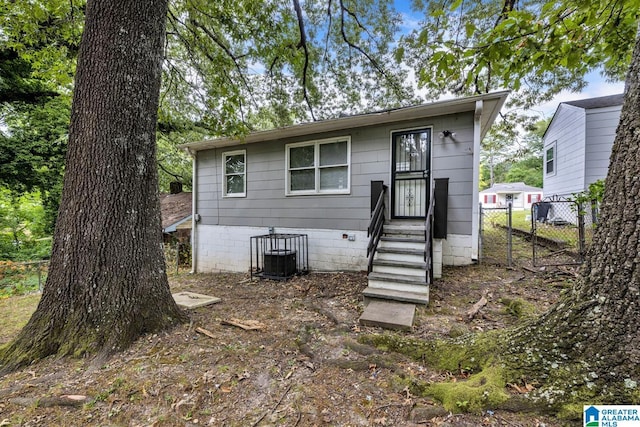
[400,0,637,108]
[5,0,635,136]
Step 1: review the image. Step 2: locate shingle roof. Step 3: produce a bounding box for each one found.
[480,182,542,194]
[563,93,624,109]
[160,192,192,230]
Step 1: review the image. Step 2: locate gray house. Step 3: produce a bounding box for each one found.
[543,93,623,198]
[181,91,508,304]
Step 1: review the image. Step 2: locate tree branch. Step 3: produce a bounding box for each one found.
[337,0,406,100]
[292,0,316,121]
[166,8,251,123]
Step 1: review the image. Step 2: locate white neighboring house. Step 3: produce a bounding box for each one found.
[543,93,623,198]
[479,182,543,210]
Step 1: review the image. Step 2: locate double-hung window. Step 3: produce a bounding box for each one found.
[223,150,246,197]
[286,137,350,195]
[545,141,556,176]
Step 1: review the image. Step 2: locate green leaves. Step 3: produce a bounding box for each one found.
[398,0,636,108]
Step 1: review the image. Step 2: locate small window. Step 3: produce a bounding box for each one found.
[528,194,542,203]
[223,150,246,197]
[484,194,496,204]
[545,141,556,175]
[286,137,350,195]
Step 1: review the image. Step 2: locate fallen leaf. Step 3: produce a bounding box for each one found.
[284,368,295,379]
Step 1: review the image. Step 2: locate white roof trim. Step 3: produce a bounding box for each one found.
[180,91,510,152]
[163,215,192,234]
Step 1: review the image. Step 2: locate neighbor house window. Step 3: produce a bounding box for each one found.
[223,150,246,197]
[545,141,556,175]
[528,193,542,203]
[286,137,350,195]
[484,194,496,204]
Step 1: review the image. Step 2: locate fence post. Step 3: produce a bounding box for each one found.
[577,202,586,260]
[507,202,513,268]
[175,243,180,275]
[478,202,483,264]
[38,261,43,291]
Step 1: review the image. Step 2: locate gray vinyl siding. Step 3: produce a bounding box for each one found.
[584,106,620,187]
[196,112,475,236]
[543,104,586,197]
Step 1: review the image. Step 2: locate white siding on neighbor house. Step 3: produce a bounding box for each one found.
[479,188,542,210]
[543,104,586,197]
[584,106,620,187]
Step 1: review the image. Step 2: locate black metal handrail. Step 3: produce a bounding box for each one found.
[367,185,387,273]
[424,186,435,284]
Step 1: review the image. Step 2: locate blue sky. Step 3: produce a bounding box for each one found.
[533,71,624,118]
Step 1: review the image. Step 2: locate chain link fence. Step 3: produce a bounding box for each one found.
[480,196,596,268]
[479,205,512,267]
[0,260,48,296]
[163,242,191,274]
[531,196,593,267]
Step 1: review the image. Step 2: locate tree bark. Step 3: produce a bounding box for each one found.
[0,0,187,373]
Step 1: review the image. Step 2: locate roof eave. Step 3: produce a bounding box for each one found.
[180,91,510,152]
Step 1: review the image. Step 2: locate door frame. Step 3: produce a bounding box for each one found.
[390,127,432,219]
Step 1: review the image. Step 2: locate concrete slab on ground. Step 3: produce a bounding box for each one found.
[359,299,415,331]
[172,291,221,309]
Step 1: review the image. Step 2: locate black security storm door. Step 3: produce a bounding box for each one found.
[391,129,431,218]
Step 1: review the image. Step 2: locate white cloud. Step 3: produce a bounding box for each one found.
[533,72,625,119]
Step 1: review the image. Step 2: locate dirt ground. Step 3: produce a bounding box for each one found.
[0,262,578,427]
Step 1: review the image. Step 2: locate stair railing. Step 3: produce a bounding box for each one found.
[367,185,387,273]
[424,186,435,284]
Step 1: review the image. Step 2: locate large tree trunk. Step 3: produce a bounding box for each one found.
[0,0,187,373]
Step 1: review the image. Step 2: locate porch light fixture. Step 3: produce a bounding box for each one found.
[438,130,456,139]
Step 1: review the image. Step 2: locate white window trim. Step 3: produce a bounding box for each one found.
[545,140,557,177]
[222,149,246,198]
[285,136,351,196]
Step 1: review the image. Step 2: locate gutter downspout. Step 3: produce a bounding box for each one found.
[471,100,483,261]
[187,148,198,274]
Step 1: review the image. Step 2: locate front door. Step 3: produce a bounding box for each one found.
[391,129,431,218]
